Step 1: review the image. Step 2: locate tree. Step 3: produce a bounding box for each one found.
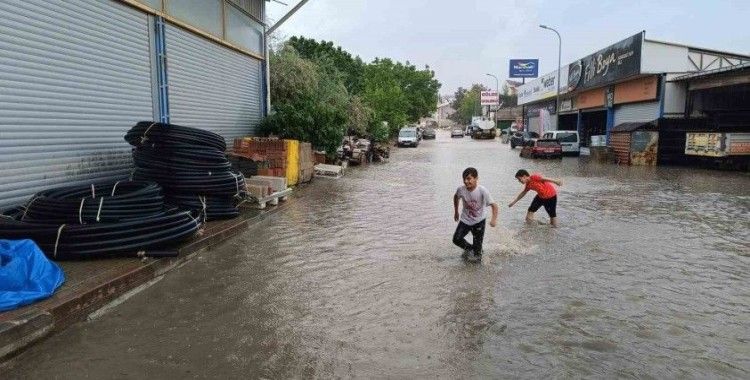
[450,84,487,125]
[260,46,349,155]
[288,36,366,95]
[362,59,409,136]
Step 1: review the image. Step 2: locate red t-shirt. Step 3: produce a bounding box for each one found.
[524,173,557,199]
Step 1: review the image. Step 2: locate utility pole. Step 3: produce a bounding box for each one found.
[540,24,562,131]
[486,73,499,129]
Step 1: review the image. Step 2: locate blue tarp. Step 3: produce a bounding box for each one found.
[0,240,65,312]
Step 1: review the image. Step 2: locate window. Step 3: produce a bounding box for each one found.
[166,0,223,37]
[134,0,161,9]
[556,133,578,143]
[226,4,264,54]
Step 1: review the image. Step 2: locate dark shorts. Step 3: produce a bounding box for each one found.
[528,195,557,218]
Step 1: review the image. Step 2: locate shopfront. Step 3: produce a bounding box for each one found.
[576,88,607,146]
[557,98,578,130]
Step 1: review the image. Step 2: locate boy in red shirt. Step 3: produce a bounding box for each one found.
[508,169,563,227]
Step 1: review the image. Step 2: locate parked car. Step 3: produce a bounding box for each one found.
[423,128,436,139]
[451,128,464,138]
[542,131,580,156]
[398,127,419,147]
[510,131,539,149]
[520,138,563,159]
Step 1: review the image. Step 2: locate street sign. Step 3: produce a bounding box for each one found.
[509,59,539,78]
[480,91,499,106]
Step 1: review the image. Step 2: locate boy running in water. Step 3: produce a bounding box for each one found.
[453,167,499,262]
[508,169,563,228]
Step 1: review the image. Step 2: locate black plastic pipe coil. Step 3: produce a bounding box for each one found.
[0,208,201,260]
[19,181,164,224]
[165,194,240,221]
[125,121,245,218]
[125,121,226,151]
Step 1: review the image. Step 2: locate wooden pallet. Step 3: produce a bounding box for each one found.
[243,188,292,209]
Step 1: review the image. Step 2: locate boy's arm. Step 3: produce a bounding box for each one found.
[489,202,499,227]
[508,190,528,207]
[540,176,563,186]
[453,194,460,222]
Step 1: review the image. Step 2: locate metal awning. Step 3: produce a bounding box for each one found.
[611,120,658,133]
[671,62,750,82]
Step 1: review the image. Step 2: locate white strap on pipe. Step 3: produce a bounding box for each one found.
[96,197,105,222]
[199,196,208,224]
[54,224,66,259]
[111,181,121,196]
[141,122,157,144]
[78,198,86,224]
[20,196,38,221]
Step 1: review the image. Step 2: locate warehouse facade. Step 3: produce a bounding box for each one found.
[0,0,268,208]
[517,31,749,168]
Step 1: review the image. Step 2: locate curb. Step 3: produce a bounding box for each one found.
[0,200,290,363]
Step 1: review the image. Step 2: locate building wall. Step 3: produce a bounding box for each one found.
[641,40,690,73]
[0,0,267,209]
[663,77,687,117]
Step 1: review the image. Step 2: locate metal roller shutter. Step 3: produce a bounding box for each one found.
[0,0,155,209]
[165,24,263,142]
[614,101,660,125]
[528,116,541,134]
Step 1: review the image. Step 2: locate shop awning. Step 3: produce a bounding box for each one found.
[611,120,658,133]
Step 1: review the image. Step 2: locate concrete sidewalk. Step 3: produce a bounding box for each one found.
[0,200,290,362]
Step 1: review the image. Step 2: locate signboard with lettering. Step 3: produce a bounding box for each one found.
[509,59,539,78]
[567,32,643,93]
[480,91,499,106]
[518,71,557,105]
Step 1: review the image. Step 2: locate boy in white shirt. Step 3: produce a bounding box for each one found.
[453,167,499,262]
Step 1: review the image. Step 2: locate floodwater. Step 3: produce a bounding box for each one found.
[5,131,750,379]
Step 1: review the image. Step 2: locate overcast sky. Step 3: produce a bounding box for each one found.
[267,0,750,96]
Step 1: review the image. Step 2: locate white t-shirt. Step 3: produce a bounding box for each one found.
[455,185,494,225]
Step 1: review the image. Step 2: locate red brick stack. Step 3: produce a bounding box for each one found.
[232,137,287,177]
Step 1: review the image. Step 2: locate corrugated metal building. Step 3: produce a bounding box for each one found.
[0,0,268,209]
[517,31,749,169]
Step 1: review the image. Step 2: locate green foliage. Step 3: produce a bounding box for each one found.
[362,58,441,136]
[450,84,487,125]
[288,36,366,95]
[261,37,441,152]
[260,47,348,155]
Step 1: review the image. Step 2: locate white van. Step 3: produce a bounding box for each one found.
[542,131,580,156]
[398,127,419,147]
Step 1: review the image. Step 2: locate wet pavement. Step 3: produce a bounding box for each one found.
[4,131,750,378]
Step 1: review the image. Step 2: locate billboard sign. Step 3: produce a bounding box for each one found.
[509,59,539,78]
[517,70,557,105]
[567,32,643,92]
[480,91,499,106]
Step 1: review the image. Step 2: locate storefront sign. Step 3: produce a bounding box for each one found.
[518,71,557,105]
[480,91,499,106]
[614,75,658,104]
[567,32,643,92]
[509,59,539,78]
[577,87,606,109]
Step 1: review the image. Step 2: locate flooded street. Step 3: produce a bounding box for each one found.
[6,131,750,378]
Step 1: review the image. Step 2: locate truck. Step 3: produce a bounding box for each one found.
[470,116,496,139]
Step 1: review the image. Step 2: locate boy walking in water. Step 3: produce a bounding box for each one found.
[453,167,499,262]
[508,169,563,227]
